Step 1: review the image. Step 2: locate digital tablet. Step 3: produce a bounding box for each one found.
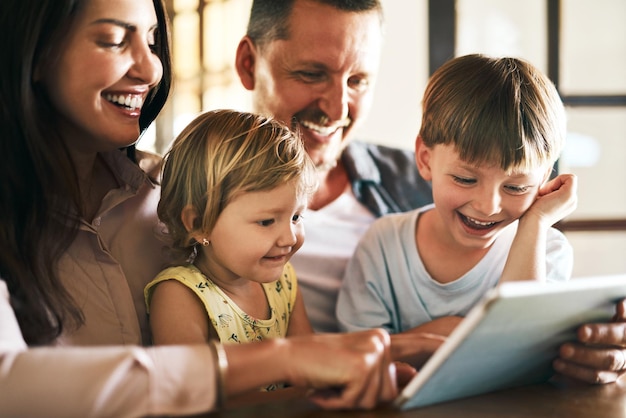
[394,274,626,410]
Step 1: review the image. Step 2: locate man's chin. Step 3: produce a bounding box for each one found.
[305,148,337,169]
[315,158,338,172]
[309,143,347,168]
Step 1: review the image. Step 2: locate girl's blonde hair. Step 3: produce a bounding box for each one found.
[158,109,317,261]
[419,54,566,172]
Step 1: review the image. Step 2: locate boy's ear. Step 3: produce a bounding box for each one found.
[181,205,204,243]
[235,36,257,91]
[415,136,433,181]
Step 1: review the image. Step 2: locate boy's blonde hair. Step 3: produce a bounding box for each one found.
[158,109,317,260]
[419,54,566,172]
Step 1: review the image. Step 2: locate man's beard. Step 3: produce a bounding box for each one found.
[290,112,349,172]
[313,137,344,172]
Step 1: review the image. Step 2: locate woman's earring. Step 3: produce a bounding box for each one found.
[202,238,210,247]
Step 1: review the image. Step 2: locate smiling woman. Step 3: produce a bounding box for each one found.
[2,0,172,348]
[40,0,164,155]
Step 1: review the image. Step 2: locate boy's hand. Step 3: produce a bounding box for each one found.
[525,173,578,227]
[390,317,460,366]
[501,173,577,283]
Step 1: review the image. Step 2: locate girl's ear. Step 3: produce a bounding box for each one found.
[181,205,204,243]
[415,135,434,181]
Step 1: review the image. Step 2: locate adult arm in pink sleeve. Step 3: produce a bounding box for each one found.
[0,281,217,417]
[1,280,403,415]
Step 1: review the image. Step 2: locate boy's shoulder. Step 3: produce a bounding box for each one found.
[366,206,431,241]
[373,204,433,225]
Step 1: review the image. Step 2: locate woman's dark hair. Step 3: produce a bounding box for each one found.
[0,0,172,345]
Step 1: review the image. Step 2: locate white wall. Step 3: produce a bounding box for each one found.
[352,0,429,151]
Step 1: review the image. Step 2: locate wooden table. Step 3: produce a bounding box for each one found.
[201,377,626,418]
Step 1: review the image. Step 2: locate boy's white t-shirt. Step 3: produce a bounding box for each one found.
[336,205,573,334]
[290,187,375,333]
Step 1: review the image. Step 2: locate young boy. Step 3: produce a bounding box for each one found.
[336,54,577,364]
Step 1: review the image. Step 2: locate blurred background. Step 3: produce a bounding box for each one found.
[141,0,626,279]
